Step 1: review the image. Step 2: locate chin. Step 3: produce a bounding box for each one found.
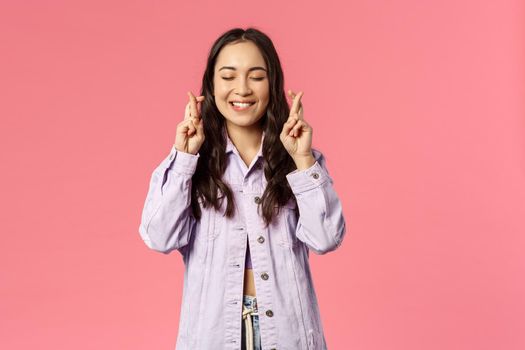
[224,116,263,128]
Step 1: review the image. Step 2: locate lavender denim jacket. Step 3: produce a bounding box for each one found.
[139,130,347,350]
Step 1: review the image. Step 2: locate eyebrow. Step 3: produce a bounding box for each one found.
[218,66,267,72]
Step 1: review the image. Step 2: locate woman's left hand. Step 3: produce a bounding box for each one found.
[280,90,316,170]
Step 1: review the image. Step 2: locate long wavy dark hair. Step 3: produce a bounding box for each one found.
[191,27,298,227]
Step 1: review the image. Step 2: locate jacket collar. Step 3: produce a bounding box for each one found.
[224,127,265,159]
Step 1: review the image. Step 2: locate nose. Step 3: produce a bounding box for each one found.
[235,77,252,96]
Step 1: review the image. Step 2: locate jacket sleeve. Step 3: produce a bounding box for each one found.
[285,149,347,255]
[138,145,199,254]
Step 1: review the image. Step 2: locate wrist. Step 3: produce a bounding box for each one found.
[293,153,315,171]
[173,144,198,155]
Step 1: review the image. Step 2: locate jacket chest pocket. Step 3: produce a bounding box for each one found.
[190,197,225,265]
[278,199,300,248]
[195,194,225,242]
[209,200,226,240]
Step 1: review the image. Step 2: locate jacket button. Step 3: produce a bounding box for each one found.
[311,172,319,179]
[266,309,274,317]
[254,196,261,204]
[261,272,269,280]
[257,236,265,244]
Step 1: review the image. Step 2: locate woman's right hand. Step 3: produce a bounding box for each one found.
[174,91,206,155]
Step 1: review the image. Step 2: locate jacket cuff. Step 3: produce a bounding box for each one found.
[286,161,330,193]
[161,145,200,175]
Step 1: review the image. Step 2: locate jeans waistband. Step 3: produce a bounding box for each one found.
[242,295,258,314]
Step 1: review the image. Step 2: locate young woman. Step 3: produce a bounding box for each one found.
[139,27,347,350]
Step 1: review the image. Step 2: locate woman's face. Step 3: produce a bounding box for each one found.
[213,41,270,130]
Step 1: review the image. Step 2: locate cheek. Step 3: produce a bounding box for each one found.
[213,79,228,96]
[259,85,270,106]
[213,95,231,118]
[215,97,229,116]
[213,86,228,105]
[260,94,270,109]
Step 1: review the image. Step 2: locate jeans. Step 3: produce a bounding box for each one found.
[241,295,262,350]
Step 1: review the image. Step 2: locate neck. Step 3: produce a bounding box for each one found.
[225,122,263,153]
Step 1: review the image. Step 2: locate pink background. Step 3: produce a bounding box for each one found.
[1,0,524,349]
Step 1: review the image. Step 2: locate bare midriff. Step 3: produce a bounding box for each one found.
[243,268,257,296]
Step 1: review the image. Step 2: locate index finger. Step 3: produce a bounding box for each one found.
[187,91,198,119]
[289,90,304,118]
[187,92,205,119]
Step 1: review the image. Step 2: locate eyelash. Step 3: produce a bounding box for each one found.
[221,77,265,81]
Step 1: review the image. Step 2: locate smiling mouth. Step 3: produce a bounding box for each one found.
[230,101,255,110]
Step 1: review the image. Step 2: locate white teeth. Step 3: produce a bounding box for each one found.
[232,102,254,107]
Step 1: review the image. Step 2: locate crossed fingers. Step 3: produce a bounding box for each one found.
[186,91,205,121]
[288,90,304,120]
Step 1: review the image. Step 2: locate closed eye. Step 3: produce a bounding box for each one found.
[221,77,265,81]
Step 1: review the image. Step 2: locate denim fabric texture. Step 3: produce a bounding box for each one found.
[241,295,261,350]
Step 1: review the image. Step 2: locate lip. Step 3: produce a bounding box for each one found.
[229,100,256,104]
[230,100,256,111]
